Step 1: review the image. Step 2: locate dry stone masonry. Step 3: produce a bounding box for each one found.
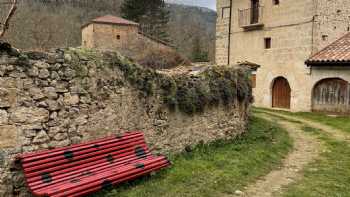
[0,45,252,196]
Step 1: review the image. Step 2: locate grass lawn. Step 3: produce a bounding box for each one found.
[283,126,350,197]
[92,116,292,197]
[256,107,350,133]
[292,112,350,133]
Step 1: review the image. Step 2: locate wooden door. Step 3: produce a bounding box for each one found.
[272,77,291,109]
[251,0,259,24]
[312,78,350,114]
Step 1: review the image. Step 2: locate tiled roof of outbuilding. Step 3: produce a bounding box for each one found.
[306,32,350,66]
[92,15,139,26]
[82,15,139,28]
[237,61,261,70]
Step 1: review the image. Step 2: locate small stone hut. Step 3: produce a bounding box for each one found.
[81,15,173,57]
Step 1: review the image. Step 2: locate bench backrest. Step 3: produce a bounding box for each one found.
[17,132,150,192]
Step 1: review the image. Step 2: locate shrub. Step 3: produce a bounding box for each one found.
[105,51,253,115]
[137,47,191,70]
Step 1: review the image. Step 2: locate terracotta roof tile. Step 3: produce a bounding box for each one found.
[82,15,139,28]
[92,15,139,26]
[237,61,261,70]
[306,32,350,66]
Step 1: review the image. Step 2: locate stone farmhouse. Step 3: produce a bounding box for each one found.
[216,0,350,114]
[82,15,173,57]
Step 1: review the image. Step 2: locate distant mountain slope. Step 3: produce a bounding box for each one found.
[3,0,216,60]
[167,3,217,60]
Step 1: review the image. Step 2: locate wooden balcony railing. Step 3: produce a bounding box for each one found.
[238,6,264,29]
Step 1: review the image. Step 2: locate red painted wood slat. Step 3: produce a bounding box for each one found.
[16,131,171,197]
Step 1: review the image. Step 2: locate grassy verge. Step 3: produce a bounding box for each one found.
[283,126,350,197]
[92,116,292,197]
[255,107,350,133]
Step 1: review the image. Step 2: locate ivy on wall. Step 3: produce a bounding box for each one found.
[109,52,253,115]
[67,48,253,115]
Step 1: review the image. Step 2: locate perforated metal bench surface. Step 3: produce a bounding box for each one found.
[16,132,170,197]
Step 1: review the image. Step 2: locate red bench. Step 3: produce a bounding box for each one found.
[16,132,170,197]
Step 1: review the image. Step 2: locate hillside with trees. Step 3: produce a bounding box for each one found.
[0,0,216,61]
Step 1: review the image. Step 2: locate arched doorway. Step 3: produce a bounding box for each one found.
[312,78,349,114]
[272,77,291,109]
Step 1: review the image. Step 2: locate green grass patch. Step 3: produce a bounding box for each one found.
[91,116,292,197]
[292,112,350,133]
[255,107,350,133]
[283,126,350,197]
[253,109,303,124]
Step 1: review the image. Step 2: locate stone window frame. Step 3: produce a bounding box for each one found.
[322,35,328,41]
[221,6,231,18]
[264,37,272,49]
[273,0,280,5]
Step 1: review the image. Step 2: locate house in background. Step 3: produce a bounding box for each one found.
[216,0,350,114]
[82,15,173,58]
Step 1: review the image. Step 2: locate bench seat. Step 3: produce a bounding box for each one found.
[16,132,170,197]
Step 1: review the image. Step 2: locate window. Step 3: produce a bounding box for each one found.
[322,35,328,41]
[222,7,230,18]
[264,37,271,49]
[273,0,280,5]
[116,35,121,40]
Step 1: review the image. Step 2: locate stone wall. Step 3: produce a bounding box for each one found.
[215,0,231,65]
[313,0,350,53]
[82,23,174,59]
[82,23,139,52]
[0,46,251,196]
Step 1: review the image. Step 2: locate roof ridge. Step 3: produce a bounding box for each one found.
[92,15,139,25]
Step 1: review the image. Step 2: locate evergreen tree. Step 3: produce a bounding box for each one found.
[191,36,209,62]
[121,0,170,42]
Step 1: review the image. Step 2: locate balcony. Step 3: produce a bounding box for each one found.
[238,6,264,30]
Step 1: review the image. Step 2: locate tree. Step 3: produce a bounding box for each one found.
[191,36,209,62]
[121,0,170,42]
[0,0,18,38]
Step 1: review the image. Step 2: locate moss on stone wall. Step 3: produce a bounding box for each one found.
[103,50,253,115]
[63,48,252,115]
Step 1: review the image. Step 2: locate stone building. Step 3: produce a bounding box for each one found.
[216,0,350,113]
[82,15,173,57]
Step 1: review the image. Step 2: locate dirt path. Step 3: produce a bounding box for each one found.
[236,114,322,197]
[256,109,350,143]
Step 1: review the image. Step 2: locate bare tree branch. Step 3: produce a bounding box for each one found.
[0,0,18,38]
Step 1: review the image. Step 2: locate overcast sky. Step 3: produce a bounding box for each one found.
[167,0,216,10]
